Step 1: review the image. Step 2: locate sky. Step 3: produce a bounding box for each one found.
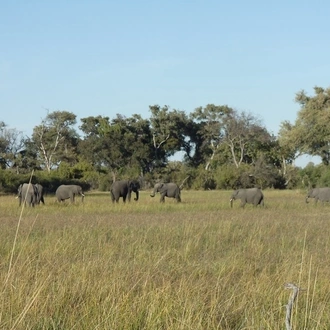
[1,0,329,167]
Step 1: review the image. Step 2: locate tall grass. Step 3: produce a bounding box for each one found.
[0,189,329,329]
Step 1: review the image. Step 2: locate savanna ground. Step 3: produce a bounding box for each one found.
[0,189,330,330]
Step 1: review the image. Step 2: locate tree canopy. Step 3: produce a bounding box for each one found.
[1,87,330,192]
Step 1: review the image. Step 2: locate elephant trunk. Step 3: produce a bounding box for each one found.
[134,190,139,201]
[230,198,234,208]
[150,189,156,197]
[305,196,309,203]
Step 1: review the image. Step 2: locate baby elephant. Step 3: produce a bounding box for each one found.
[230,188,264,208]
[150,182,181,203]
[56,184,85,203]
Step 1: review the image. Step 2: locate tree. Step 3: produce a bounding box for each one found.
[190,104,233,170]
[78,115,112,169]
[0,121,25,171]
[31,110,79,172]
[79,114,154,178]
[149,105,189,167]
[288,86,330,165]
[223,110,271,168]
[276,121,300,185]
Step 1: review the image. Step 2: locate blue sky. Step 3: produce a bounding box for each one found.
[1,1,329,166]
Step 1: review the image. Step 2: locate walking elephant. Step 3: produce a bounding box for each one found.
[110,180,140,203]
[230,188,264,208]
[150,182,181,203]
[17,183,38,207]
[56,184,85,203]
[306,187,330,204]
[34,183,45,204]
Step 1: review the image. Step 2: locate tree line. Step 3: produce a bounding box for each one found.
[1,86,330,193]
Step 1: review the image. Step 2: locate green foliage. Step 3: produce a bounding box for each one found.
[319,168,330,187]
[189,165,217,190]
[31,110,79,172]
[286,87,330,164]
[3,87,330,191]
[214,165,242,189]
[299,163,330,188]
[0,169,22,193]
[299,163,323,188]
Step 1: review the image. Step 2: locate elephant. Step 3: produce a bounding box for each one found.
[56,184,85,203]
[306,187,330,204]
[110,180,140,203]
[150,182,181,203]
[34,183,45,204]
[17,183,38,207]
[230,188,264,208]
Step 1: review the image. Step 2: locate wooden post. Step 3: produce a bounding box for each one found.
[284,283,301,330]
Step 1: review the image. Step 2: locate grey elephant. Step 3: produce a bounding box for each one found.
[306,187,330,204]
[56,184,85,203]
[17,183,38,207]
[110,180,140,203]
[230,188,264,208]
[150,182,181,203]
[34,183,45,204]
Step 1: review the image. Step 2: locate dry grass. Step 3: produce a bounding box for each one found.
[0,189,330,329]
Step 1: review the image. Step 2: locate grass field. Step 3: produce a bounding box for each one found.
[1,189,330,329]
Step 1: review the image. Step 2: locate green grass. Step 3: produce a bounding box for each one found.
[0,189,330,329]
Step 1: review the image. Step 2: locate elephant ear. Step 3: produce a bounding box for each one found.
[130,180,140,189]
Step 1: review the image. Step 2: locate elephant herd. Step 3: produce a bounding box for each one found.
[17,183,45,207]
[229,187,330,208]
[17,183,85,207]
[16,181,330,208]
[110,180,182,203]
[109,184,330,206]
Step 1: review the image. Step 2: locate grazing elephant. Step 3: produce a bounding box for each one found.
[17,183,38,207]
[56,185,85,203]
[306,187,330,204]
[150,182,181,203]
[230,188,264,208]
[34,183,45,204]
[110,180,140,203]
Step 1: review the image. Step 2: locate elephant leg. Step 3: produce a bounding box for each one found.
[160,193,166,203]
[175,191,181,202]
[110,191,115,203]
